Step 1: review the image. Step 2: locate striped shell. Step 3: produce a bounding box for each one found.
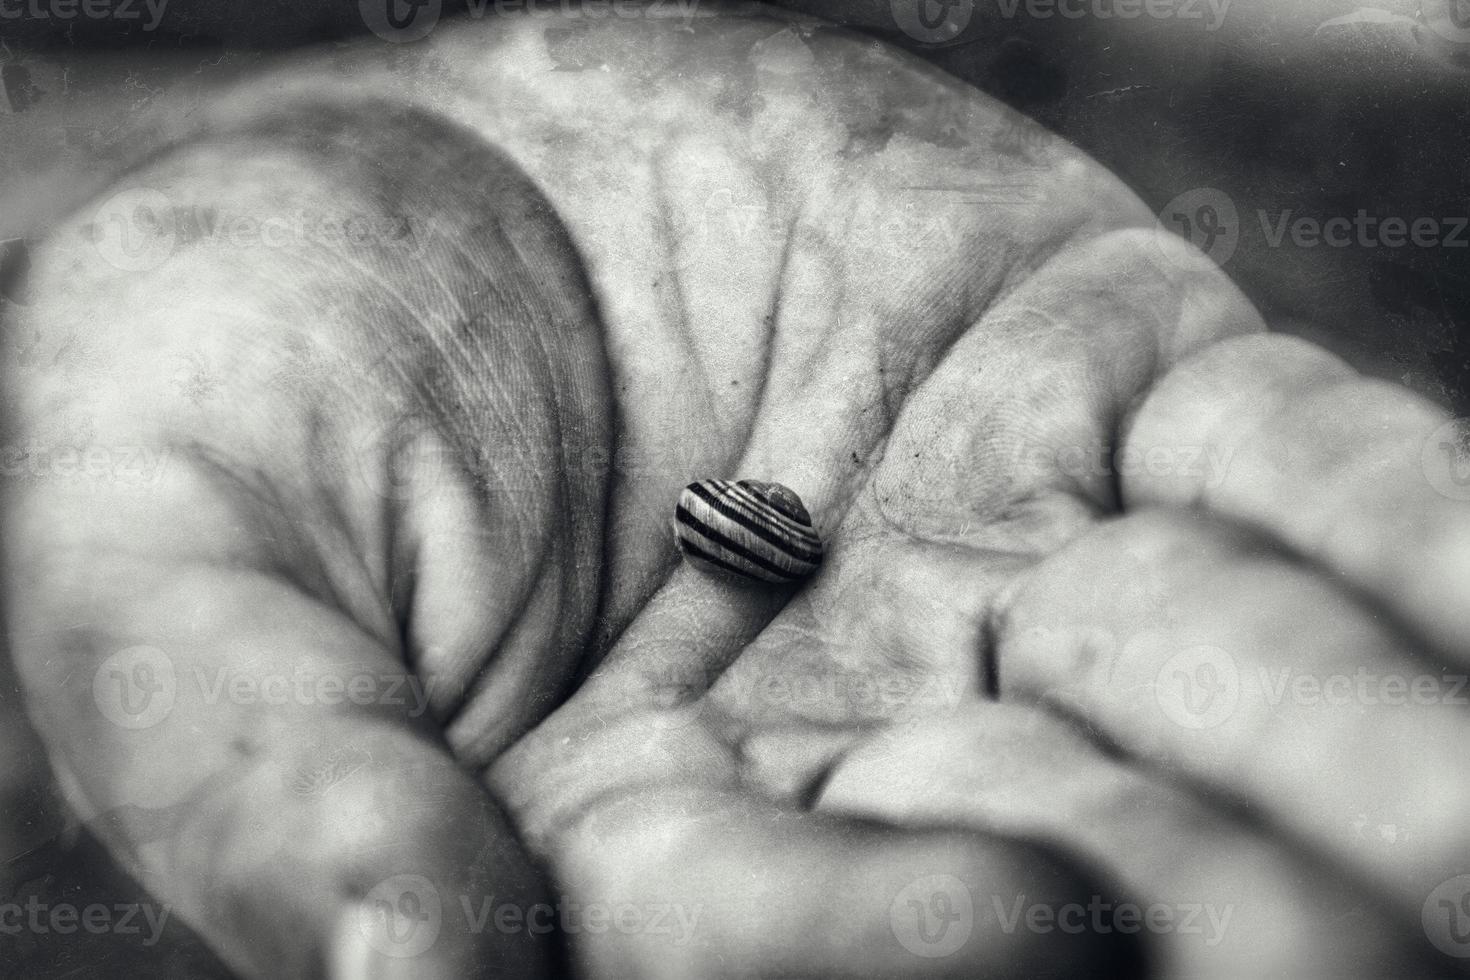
[674,479,823,584]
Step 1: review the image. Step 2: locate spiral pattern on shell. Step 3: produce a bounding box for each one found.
[673,479,824,584]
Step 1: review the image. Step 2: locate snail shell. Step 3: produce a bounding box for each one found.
[674,479,823,584]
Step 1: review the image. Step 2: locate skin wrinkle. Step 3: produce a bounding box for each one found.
[300,410,408,644]
[648,148,722,439]
[491,242,581,545]
[411,349,596,729]
[418,445,552,683]
[473,242,609,694]
[739,210,802,456]
[180,447,362,630]
[311,315,482,652]
[440,528,557,738]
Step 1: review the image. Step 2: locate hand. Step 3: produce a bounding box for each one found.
[2,5,1463,977]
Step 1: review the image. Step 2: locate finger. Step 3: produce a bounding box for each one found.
[995,509,1470,915]
[499,723,1142,979]
[817,700,1450,978]
[1122,333,1470,668]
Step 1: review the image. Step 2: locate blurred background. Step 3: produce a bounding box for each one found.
[1,0,1466,973]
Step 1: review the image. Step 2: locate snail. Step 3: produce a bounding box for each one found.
[674,479,824,584]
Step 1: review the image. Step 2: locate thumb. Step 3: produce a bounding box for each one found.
[5,482,558,977]
[1,90,613,977]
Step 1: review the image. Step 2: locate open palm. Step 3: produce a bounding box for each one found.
[4,6,1468,978]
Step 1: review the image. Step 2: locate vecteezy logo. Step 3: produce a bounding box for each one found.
[89,188,178,273]
[360,875,442,958]
[1155,645,1239,730]
[890,875,974,958]
[1156,187,1241,268]
[890,0,975,44]
[1440,430,1470,484]
[1421,419,1470,501]
[1424,875,1470,957]
[92,646,177,730]
[360,0,442,43]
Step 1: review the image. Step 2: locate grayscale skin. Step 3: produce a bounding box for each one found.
[3,5,1468,978]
